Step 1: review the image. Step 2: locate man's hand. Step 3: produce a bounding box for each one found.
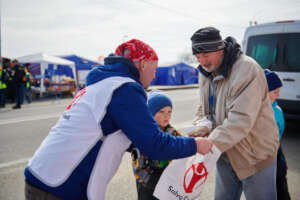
[195,137,213,155]
[187,126,210,137]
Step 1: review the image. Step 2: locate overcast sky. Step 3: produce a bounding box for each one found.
[2,0,300,64]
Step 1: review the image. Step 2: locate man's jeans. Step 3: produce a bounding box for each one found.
[214,157,277,200]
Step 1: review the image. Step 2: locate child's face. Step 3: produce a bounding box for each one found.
[154,106,172,130]
[269,88,281,103]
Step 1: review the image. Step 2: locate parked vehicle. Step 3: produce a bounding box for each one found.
[242,20,300,119]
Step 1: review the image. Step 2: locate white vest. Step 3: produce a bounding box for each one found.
[28,76,135,200]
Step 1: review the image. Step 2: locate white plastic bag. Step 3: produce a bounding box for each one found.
[153,145,221,200]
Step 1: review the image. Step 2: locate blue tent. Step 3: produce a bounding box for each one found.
[59,55,99,86]
[151,62,198,85]
[45,64,74,78]
[61,55,98,71]
[44,54,96,79]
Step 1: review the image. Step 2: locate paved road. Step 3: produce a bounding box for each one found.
[0,88,299,200]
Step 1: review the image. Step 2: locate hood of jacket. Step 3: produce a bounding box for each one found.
[86,54,140,86]
[198,36,242,79]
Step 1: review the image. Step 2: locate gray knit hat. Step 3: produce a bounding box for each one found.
[191,27,225,54]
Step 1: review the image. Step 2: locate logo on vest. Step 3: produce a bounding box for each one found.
[183,162,208,193]
[66,88,86,110]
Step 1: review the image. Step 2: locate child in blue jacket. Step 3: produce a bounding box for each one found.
[265,69,291,200]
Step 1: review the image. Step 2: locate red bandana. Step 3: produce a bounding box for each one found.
[115,39,158,62]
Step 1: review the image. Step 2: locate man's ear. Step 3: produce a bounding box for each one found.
[139,60,146,72]
[134,60,143,71]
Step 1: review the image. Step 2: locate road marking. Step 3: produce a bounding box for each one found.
[0,158,30,170]
[0,113,61,125]
[0,121,192,171]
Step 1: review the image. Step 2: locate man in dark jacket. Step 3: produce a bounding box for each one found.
[12,60,26,109]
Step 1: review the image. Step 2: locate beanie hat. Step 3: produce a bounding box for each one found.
[115,39,159,62]
[191,27,225,54]
[148,90,172,116]
[264,69,283,91]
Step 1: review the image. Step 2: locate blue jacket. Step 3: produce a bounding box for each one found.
[272,101,285,140]
[25,55,196,199]
[86,55,196,159]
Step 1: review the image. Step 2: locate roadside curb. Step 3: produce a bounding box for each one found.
[147,84,198,91]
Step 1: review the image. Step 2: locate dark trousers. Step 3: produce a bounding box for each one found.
[6,82,15,103]
[277,145,291,200]
[24,87,32,103]
[136,181,159,200]
[0,89,5,106]
[15,83,25,108]
[25,182,61,200]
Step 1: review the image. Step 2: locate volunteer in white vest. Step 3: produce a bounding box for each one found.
[24,39,212,200]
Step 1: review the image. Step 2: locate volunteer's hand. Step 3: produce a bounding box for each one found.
[187,126,210,137]
[195,137,213,155]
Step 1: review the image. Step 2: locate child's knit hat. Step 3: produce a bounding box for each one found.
[148,90,172,116]
[264,69,283,91]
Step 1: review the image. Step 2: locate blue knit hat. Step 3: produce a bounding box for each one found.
[148,90,173,116]
[264,69,283,91]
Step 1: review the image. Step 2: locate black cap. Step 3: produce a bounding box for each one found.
[191,27,225,54]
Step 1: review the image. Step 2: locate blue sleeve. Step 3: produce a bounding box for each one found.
[272,103,285,140]
[276,108,285,140]
[107,82,196,160]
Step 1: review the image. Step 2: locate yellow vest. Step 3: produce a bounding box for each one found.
[0,70,7,89]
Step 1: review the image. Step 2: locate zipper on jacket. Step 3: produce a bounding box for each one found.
[208,76,217,126]
[208,74,224,127]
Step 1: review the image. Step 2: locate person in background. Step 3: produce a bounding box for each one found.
[24,64,32,104]
[24,39,212,200]
[0,64,8,108]
[12,60,26,109]
[191,27,279,200]
[132,90,179,200]
[6,61,16,103]
[264,69,291,200]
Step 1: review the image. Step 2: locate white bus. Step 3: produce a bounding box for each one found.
[242,20,300,119]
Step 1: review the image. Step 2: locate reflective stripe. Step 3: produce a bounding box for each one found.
[0,70,7,89]
[26,72,31,88]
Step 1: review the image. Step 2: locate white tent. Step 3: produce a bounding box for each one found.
[16,53,78,98]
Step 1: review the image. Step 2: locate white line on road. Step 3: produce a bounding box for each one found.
[0,158,30,170]
[0,121,193,171]
[0,113,61,125]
